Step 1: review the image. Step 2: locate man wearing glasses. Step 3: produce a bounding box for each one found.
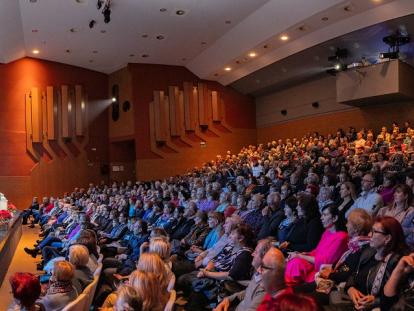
[256,247,292,311]
[346,173,383,217]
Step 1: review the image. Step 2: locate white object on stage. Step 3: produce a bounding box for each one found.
[0,193,8,210]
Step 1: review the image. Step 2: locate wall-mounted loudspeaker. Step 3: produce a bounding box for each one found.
[312,101,319,108]
[281,109,287,116]
[122,100,131,112]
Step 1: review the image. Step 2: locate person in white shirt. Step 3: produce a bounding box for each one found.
[346,173,383,217]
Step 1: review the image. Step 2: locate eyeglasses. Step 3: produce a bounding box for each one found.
[371,229,387,235]
[259,263,275,272]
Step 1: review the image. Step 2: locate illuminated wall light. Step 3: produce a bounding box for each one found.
[81,101,85,110]
[68,102,72,112]
[280,35,289,41]
[32,49,40,54]
[111,97,116,102]
[248,52,257,58]
[224,67,232,71]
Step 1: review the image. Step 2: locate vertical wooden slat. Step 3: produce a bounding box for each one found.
[25,93,33,145]
[198,83,207,126]
[61,85,70,138]
[41,91,48,139]
[75,85,84,136]
[177,90,184,134]
[183,82,196,131]
[153,91,169,141]
[31,87,42,143]
[212,91,221,121]
[46,86,56,140]
[168,86,179,136]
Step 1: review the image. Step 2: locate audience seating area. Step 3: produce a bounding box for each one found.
[8,122,414,311]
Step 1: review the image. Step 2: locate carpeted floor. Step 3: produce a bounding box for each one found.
[0,225,40,310]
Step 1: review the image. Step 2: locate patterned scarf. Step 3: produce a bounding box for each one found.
[47,280,74,295]
[334,236,371,270]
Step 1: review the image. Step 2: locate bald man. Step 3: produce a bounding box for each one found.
[256,247,292,311]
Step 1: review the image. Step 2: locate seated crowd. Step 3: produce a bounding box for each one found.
[10,121,414,311]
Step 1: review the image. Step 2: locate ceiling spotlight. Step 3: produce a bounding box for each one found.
[89,20,96,29]
[156,35,165,40]
[97,0,104,9]
[379,51,399,59]
[141,54,149,58]
[32,49,40,54]
[160,8,167,12]
[248,52,257,58]
[224,67,231,71]
[334,63,347,71]
[176,10,185,15]
[280,35,289,41]
[103,4,111,23]
[111,97,116,102]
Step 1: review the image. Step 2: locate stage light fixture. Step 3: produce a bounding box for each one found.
[379,51,399,59]
[111,97,116,102]
[103,5,111,23]
[89,20,96,29]
[97,0,104,9]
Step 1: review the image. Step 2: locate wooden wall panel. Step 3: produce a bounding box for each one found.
[31,87,42,143]
[183,82,197,131]
[46,86,57,140]
[168,86,179,136]
[153,91,169,141]
[212,91,221,121]
[41,91,48,140]
[61,85,70,138]
[75,85,85,136]
[177,91,184,134]
[198,83,207,126]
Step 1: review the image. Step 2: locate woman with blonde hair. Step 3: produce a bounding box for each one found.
[38,261,78,311]
[113,285,142,311]
[136,253,170,291]
[129,270,167,311]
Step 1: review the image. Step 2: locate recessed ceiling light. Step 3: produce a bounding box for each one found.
[248,52,257,58]
[31,29,38,33]
[156,35,165,40]
[32,49,40,54]
[224,67,231,71]
[201,42,207,45]
[225,20,232,24]
[263,44,269,49]
[89,59,93,63]
[141,54,149,58]
[343,5,353,12]
[92,50,98,54]
[214,73,219,77]
[176,9,185,15]
[66,49,71,53]
[321,16,329,21]
[129,54,135,57]
[235,60,241,64]
[70,28,78,33]
[160,8,167,12]
[141,34,148,38]
[181,57,187,61]
[75,0,86,3]
[297,25,307,31]
[280,35,289,41]
[100,30,107,34]
[29,0,37,3]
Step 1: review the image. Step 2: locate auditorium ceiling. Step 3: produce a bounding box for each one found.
[231,13,414,96]
[0,0,413,88]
